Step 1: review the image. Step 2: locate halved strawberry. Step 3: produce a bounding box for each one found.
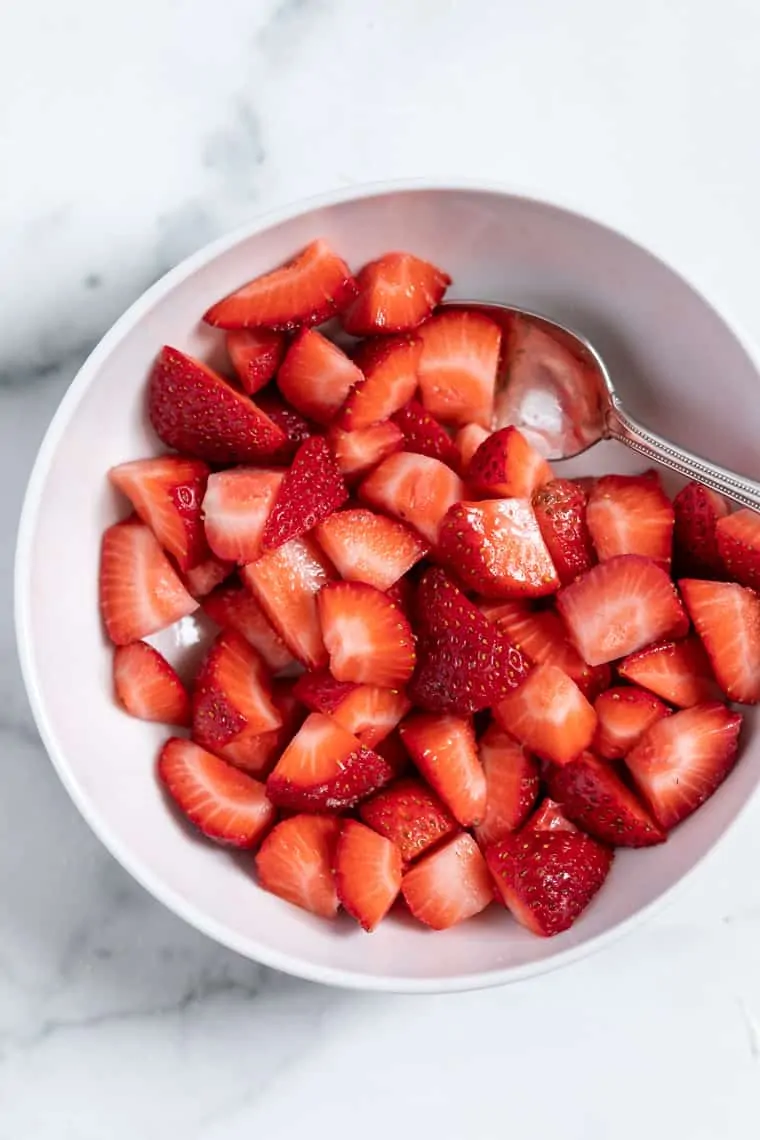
[340,251,450,336]
[327,421,404,480]
[680,578,760,704]
[486,829,613,937]
[625,702,743,829]
[113,642,191,726]
[417,310,501,428]
[202,581,294,673]
[467,426,553,499]
[314,507,429,591]
[261,436,347,551]
[100,519,199,645]
[546,752,666,846]
[494,663,597,766]
[525,797,578,833]
[618,637,717,708]
[474,725,540,846]
[556,555,688,666]
[148,346,286,464]
[400,713,486,827]
[390,399,461,469]
[204,239,357,330]
[158,738,275,848]
[338,336,421,431]
[401,833,493,929]
[255,386,320,463]
[437,499,559,599]
[335,819,403,931]
[586,472,675,565]
[266,712,394,811]
[317,581,416,688]
[673,481,729,577]
[255,814,341,917]
[292,669,410,747]
[219,678,305,777]
[592,685,670,760]
[202,468,284,564]
[226,329,286,395]
[109,456,210,571]
[532,478,596,585]
[716,509,760,590]
[359,451,465,544]
[454,423,490,470]
[241,536,335,669]
[276,328,363,425]
[359,777,457,862]
[183,554,234,598]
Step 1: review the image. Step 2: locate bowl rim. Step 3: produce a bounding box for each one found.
[14,176,760,993]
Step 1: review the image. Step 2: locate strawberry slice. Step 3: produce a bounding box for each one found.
[400,713,486,827]
[204,239,357,330]
[494,663,597,766]
[625,703,743,829]
[217,678,305,777]
[335,819,403,931]
[327,421,404,481]
[417,310,501,428]
[276,328,363,425]
[593,685,670,760]
[360,451,465,544]
[261,436,347,551]
[100,519,198,645]
[241,536,335,669]
[226,329,286,395]
[314,507,429,591]
[338,336,421,431]
[673,481,729,577]
[292,669,410,747]
[158,738,275,848]
[474,725,540,846]
[716,509,760,590]
[109,456,210,572]
[113,641,191,726]
[359,777,457,862]
[556,555,688,666]
[390,400,461,469]
[455,423,490,470]
[467,426,554,499]
[680,578,760,704]
[525,797,578,833]
[202,468,284,564]
[486,830,613,937]
[401,833,493,930]
[340,251,450,336]
[266,712,394,811]
[586,472,675,565]
[437,499,560,599]
[318,581,416,688]
[546,752,666,846]
[202,581,294,673]
[532,477,596,585]
[618,637,717,708]
[183,554,234,598]
[255,814,341,917]
[148,346,286,464]
[255,386,321,463]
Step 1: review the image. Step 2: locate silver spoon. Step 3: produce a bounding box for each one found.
[445,301,760,512]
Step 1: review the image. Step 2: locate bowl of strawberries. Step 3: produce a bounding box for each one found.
[15,182,760,991]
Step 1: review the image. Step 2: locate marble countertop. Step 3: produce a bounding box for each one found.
[3,1,760,1135]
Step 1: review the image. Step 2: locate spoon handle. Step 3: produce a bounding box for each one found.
[606,401,760,512]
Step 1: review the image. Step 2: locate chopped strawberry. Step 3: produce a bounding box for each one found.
[226,329,286,395]
[374,730,411,778]
[359,777,457,862]
[338,336,421,431]
[474,725,540,846]
[218,678,305,777]
[593,685,670,760]
[532,478,596,585]
[327,421,404,481]
[455,423,490,470]
[625,702,743,829]
[202,581,294,673]
[260,437,347,551]
[486,829,613,937]
[204,239,357,330]
[255,386,321,462]
[100,519,199,645]
[401,833,493,929]
[467,426,553,498]
[494,663,597,766]
[113,642,191,726]
[314,507,429,591]
[266,712,394,811]
[437,499,559,599]
[340,251,450,336]
[673,481,729,577]
[680,578,760,704]
[359,451,465,544]
[586,472,675,565]
[183,554,234,598]
[618,637,718,708]
[400,713,486,827]
[318,581,416,688]
[546,752,666,846]
[148,346,286,463]
[556,555,688,666]
[293,669,410,747]
[202,468,284,564]
[335,819,403,931]
[417,310,501,428]
[525,798,578,833]
[390,400,461,469]
[716,509,760,591]
[109,456,210,572]
[276,328,363,425]
[158,738,275,848]
[255,814,341,917]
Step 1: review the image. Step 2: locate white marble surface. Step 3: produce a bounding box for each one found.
[3,0,760,1135]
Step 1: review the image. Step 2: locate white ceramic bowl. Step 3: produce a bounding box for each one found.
[15,181,760,993]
